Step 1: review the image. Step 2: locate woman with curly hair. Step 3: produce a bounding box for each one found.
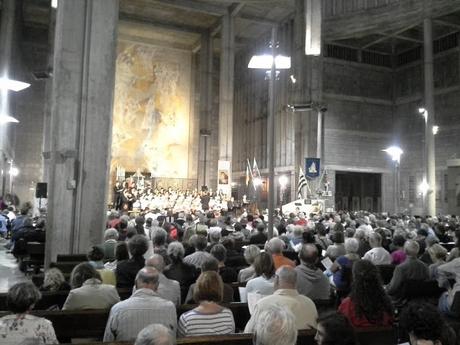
[338,259,393,328]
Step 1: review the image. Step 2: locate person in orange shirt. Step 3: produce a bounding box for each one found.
[266,237,296,270]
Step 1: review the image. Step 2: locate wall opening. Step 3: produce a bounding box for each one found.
[335,171,382,212]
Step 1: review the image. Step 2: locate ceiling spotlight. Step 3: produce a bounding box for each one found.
[51,0,58,8]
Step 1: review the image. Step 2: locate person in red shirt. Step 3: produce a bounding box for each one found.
[338,259,393,328]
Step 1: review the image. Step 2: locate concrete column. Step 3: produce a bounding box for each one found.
[423,18,436,216]
[218,11,235,179]
[46,0,119,264]
[199,31,213,188]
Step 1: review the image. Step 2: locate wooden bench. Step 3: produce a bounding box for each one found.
[57,254,88,262]
[18,241,45,273]
[57,327,398,345]
[0,288,133,311]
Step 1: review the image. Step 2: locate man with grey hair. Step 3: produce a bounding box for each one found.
[267,237,295,270]
[183,235,212,269]
[145,254,181,306]
[253,305,297,345]
[363,232,392,265]
[386,239,429,299]
[104,267,177,341]
[101,228,119,261]
[134,324,175,345]
[244,265,317,332]
[295,244,331,300]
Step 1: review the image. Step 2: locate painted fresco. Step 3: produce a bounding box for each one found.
[111,42,191,178]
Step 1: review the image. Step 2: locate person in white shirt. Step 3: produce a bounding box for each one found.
[363,232,392,265]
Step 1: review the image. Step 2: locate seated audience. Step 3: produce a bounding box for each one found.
[221,237,246,267]
[183,235,213,269]
[266,237,295,269]
[386,240,429,299]
[331,238,360,296]
[238,244,261,283]
[164,241,198,303]
[295,244,331,300]
[116,234,149,288]
[427,243,448,279]
[326,231,346,261]
[390,234,407,265]
[339,260,393,328]
[437,255,460,316]
[104,267,177,341]
[252,305,297,345]
[245,266,318,332]
[101,228,119,261]
[363,232,392,265]
[39,267,70,292]
[134,324,175,345]
[316,223,332,250]
[178,271,235,337]
[211,244,237,283]
[63,262,120,310]
[400,302,456,345]
[87,245,116,285]
[152,228,170,265]
[354,229,370,258]
[315,313,357,345]
[447,229,460,262]
[185,258,234,304]
[104,241,129,271]
[246,252,276,296]
[145,254,181,306]
[0,282,58,344]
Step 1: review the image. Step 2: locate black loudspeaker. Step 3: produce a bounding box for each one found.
[35,182,48,198]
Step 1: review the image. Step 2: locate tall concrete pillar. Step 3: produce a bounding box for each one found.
[45,0,119,264]
[423,18,436,216]
[199,31,213,188]
[218,11,235,182]
[292,0,322,199]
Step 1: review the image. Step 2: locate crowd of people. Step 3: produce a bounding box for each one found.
[112,180,238,213]
[1,200,460,344]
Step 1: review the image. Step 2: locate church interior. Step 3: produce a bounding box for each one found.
[1,0,460,344]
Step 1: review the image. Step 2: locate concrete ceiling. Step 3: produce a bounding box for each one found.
[12,0,460,56]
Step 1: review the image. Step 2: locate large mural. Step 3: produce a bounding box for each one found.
[111,42,192,178]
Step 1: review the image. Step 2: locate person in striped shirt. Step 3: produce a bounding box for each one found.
[178,271,235,337]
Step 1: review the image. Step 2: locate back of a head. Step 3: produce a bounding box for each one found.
[167,241,185,262]
[134,323,175,345]
[193,271,223,303]
[344,238,359,254]
[7,282,41,314]
[275,266,297,289]
[267,237,284,254]
[70,262,101,289]
[192,235,208,251]
[210,244,227,262]
[146,254,165,273]
[256,222,266,232]
[254,252,275,278]
[115,242,129,261]
[316,313,356,345]
[104,228,119,241]
[400,302,444,345]
[87,245,105,262]
[200,257,219,272]
[136,267,160,289]
[404,239,420,257]
[299,244,318,266]
[369,232,382,247]
[253,305,297,345]
[129,234,149,257]
[43,268,66,291]
[244,245,261,265]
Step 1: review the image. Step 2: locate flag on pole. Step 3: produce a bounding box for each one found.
[298,167,308,198]
[253,158,261,179]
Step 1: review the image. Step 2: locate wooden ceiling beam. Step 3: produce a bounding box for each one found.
[119,33,192,51]
[361,24,419,49]
[434,19,460,30]
[148,0,226,16]
[238,13,278,26]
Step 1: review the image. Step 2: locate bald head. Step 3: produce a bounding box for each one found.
[146,254,165,272]
[274,266,297,290]
[298,244,318,266]
[136,267,160,291]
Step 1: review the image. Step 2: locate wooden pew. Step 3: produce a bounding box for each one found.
[57,254,88,262]
[0,288,133,311]
[49,261,84,274]
[58,329,317,345]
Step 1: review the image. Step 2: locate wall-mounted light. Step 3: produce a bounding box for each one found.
[0,77,30,92]
[0,114,19,124]
[382,146,403,163]
[9,167,19,177]
[248,55,291,69]
[418,178,430,195]
[290,75,297,84]
[278,175,288,187]
[432,125,439,135]
[51,0,58,8]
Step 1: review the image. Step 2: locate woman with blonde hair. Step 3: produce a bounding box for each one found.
[178,271,235,337]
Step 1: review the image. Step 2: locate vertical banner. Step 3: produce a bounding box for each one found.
[218,160,231,198]
[305,0,322,56]
[305,158,320,179]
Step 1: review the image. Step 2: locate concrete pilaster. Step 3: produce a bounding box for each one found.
[46,0,119,264]
[218,11,235,175]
